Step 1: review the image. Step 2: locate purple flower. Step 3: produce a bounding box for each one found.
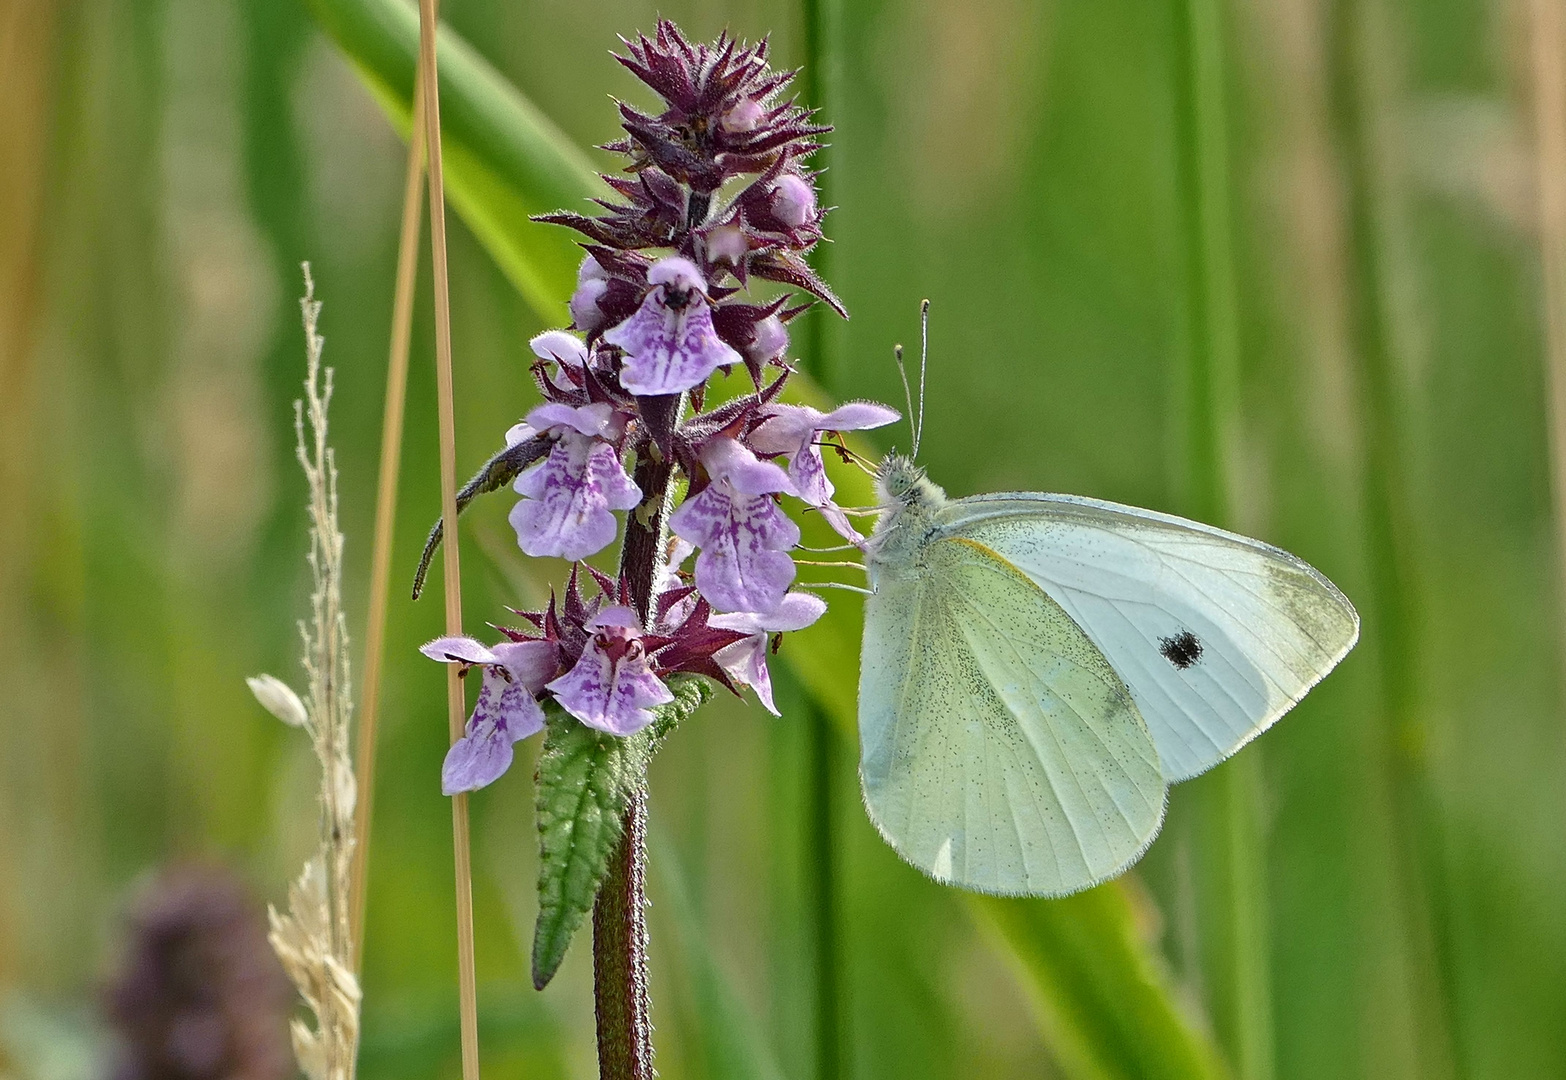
[547,607,675,736]
[603,257,742,395]
[749,401,901,505]
[509,402,640,561]
[571,256,610,333]
[710,591,827,713]
[669,436,800,614]
[421,636,557,794]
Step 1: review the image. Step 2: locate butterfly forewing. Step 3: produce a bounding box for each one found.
[859,535,1166,896]
[942,494,1360,783]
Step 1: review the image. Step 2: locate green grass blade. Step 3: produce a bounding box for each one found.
[973,889,1232,1080]
[649,828,789,1080]
[304,0,604,323]
[1167,0,1273,1075]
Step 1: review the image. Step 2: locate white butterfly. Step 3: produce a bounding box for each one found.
[858,453,1359,897]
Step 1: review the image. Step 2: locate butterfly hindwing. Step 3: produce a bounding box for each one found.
[943,494,1360,783]
[858,535,1167,896]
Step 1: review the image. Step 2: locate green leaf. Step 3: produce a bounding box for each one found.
[972,889,1231,1080]
[304,0,605,323]
[530,679,710,989]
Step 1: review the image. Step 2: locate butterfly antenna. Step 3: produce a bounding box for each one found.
[893,342,916,451]
[915,299,930,458]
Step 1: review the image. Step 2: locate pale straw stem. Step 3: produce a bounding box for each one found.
[416,1,481,1076]
[1529,0,1566,699]
[349,72,426,975]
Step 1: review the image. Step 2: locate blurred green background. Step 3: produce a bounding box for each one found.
[4,0,1565,1078]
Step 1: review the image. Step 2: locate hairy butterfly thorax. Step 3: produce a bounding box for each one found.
[866,454,948,579]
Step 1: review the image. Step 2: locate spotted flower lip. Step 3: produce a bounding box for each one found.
[511,433,642,561]
[669,437,801,614]
[421,636,556,793]
[546,606,675,736]
[603,256,742,395]
[710,591,826,714]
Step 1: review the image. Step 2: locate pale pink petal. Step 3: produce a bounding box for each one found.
[714,636,778,715]
[816,401,902,433]
[647,256,705,291]
[668,482,799,614]
[701,436,796,497]
[571,277,609,333]
[818,501,867,546]
[788,443,833,506]
[709,591,827,634]
[770,174,816,229]
[420,636,498,666]
[490,639,560,694]
[705,225,749,264]
[546,640,674,737]
[525,401,615,438]
[441,667,545,794]
[511,434,640,561]
[603,258,741,395]
[747,405,822,455]
[529,330,589,367]
[586,606,641,633]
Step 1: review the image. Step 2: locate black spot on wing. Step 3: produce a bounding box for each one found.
[1159,630,1203,670]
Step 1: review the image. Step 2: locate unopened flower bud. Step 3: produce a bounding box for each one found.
[578,254,608,284]
[721,97,765,134]
[571,276,609,333]
[770,174,816,229]
[705,225,749,265]
[748,314,788,363]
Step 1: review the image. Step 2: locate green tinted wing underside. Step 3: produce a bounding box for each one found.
[858,538,1167,896]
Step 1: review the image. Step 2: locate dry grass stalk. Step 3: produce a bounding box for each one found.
[1528,0,1566,690]
[250,265,362,1080]
[413,1,482,1076]
[349,76,427,972]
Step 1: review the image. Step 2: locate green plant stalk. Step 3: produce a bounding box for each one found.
[1322,1,1463,1076]
[1169,0,1272,1076]
[800,0,844,1077]
[593,445,681,1080]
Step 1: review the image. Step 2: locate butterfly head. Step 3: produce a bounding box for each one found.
[875,453,945,510]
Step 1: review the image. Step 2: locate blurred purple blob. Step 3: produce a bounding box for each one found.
[102,865,292,1080]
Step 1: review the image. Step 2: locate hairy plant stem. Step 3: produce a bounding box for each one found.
[593,442,679,1080]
